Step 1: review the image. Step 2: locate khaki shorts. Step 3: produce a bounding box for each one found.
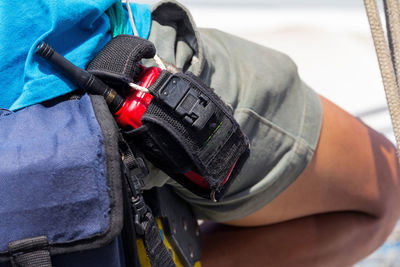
[142,1,323,222]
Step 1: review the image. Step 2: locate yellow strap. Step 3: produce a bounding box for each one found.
[136,218,201,267]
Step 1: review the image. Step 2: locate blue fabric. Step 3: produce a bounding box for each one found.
[0,95,110,252]
[0,1,151,111]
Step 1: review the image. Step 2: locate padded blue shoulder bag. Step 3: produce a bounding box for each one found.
[0,94,128,267]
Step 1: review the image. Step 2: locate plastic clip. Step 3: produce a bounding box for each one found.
[158,75,215,131]
[132,195,152,236]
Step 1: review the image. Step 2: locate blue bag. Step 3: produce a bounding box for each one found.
[0,94,131,266]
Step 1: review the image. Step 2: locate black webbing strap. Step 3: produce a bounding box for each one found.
[141,212,176,267]
[119,138,175,267]
[8,236,52,267]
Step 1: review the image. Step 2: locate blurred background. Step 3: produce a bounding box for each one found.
[137,0,399,265]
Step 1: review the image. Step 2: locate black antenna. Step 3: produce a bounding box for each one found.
[35,42,124,113]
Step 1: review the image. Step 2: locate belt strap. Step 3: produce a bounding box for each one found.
[8,236,52,267]
[119,138,176,267]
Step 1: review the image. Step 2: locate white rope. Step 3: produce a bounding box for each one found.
[124,0,180,94]
[128,82,150,93]
[126,0,139,36]
[383,0,400,84]
[153,54,167,70]
[364,0,400,158]
[125,0,168,72]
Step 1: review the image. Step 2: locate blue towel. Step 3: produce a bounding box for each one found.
[0,1,151,111]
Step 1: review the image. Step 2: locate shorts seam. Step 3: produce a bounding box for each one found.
[298,82,308,149]
[235,107,313,151]
[235,107,298,141]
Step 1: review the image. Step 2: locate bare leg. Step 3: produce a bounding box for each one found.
[201,96,400,267]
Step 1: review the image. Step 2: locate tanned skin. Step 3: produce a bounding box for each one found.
[201,96,400,267]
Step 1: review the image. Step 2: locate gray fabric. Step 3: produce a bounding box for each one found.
[8,236,52,267]
[143,0,323,222]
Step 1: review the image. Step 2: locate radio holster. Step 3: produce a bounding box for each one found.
[87,35,250,201]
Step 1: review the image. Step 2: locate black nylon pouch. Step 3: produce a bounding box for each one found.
[87,35,250,201]
[134,70,250,200]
